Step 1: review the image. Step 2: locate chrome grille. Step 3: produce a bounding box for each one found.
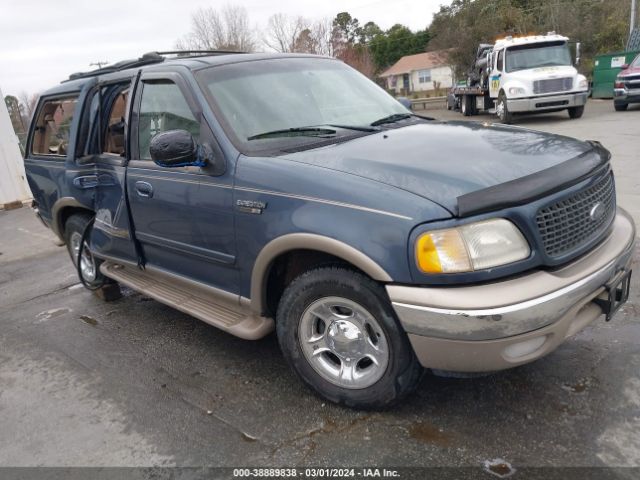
[623,74,640,89]
[536,173,615,258]
[533,77,573,94]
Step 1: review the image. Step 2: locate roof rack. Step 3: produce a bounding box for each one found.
[151,49,246,57]
[64,49,244,83]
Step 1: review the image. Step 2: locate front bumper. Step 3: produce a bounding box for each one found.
[387,208,635,372]
[614,88,640,103]
[508,91,588,112]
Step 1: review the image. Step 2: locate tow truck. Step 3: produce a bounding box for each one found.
[449,33,589,123]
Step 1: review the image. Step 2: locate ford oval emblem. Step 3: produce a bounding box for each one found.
[589,202,606,222]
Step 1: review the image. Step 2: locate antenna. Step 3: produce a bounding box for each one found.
[90,61,109,69]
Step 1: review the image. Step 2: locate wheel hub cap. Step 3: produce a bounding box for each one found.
[298,296,390,390]
[326,320,364,358]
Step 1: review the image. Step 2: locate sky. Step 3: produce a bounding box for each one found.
[0,0,450,98]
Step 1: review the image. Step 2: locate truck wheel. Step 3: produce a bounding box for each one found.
[614,102,628,111]
[496,92,513,124]
[461,95,472,116]
[276,267,423,409]
[64,213,107,289]
[568,106,584,118]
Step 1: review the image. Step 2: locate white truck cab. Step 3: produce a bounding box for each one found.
[487,34,589,123]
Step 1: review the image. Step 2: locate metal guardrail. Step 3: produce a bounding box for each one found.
[410,96,447,110]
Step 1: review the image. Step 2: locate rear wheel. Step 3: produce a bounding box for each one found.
[461,95,473,116]
[496,92,513,124]
[276,267,423,409]
[568,106,584,118]
[64,213,106,289]
[614,102,628,111]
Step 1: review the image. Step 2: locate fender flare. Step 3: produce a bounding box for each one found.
[250,233,393,314]
[51,197,91,241]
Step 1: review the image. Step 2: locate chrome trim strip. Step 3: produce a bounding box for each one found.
[129,173,231,189]
[392,260,613,317]
[235,186,412,220]
[93,217,130,239]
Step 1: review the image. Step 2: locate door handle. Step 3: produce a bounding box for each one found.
[135,181,154,198]
[73,175,98,189]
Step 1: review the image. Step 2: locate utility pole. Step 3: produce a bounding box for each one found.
[632,0,637,36]
[90,61,109,69]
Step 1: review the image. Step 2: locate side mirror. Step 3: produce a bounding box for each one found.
[397,96,412,110]
[575,42,581,66]
[149,129,204,168]
[621,64,629,70]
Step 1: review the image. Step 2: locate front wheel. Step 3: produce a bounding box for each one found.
[614,102,628,111]
[276,267,423,409]
[568,106,584,118]
[496,92,513,124]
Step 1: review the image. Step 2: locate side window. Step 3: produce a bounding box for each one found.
[103,88,129,156]
[138,81,199,160]
[31,96,78,157]
[497,50,504,71]
[418,69,431,84]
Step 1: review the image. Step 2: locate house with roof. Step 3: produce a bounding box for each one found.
[379,49,454,95]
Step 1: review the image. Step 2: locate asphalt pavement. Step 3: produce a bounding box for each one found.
[0,99,638,475]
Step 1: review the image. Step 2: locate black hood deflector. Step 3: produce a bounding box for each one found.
[456,141,610,217]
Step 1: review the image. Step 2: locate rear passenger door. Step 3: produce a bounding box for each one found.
[127,72,238,293]
[83,79,139,264]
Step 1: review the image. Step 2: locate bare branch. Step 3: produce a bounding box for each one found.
[175,5,256,52]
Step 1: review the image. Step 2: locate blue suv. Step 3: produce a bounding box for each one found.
[24,51,634,408]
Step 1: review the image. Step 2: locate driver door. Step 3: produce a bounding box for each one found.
[489,49,504,98]
[127,71,238,293]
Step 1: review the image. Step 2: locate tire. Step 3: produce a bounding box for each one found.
[276,267,423,409]
[614,102,628,111]
[461,95,472,116]
[64,213,107,289]
[568,106,584,118]
[497,92,513,124]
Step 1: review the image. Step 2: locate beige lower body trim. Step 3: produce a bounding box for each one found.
[100,261,274,340]
[409,291,605,372]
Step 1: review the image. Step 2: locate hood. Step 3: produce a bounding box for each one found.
[620,65,640,76]
[281,121,596,215]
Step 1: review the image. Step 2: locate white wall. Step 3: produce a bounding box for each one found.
[409,66,454,92]
[0,88,31,205]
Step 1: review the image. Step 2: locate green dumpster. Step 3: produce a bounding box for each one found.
[592,50,640,98]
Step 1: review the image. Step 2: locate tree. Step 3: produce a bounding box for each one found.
[4,95,25,135]
[264,13,309,53]
[19,91,38,124]
[333,12,361,44]
[368,24,431,71]
[428,0,632,78]
[175,5,256,52]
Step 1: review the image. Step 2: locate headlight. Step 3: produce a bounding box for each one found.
[578,78,588,90]
[508,87,526,96]
[415,219,530,274]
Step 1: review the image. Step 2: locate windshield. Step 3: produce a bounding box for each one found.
[196,57,408,153]
[633,54,640,67]
[505,41,571,72]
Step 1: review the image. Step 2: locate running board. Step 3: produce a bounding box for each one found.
[100,261,274,340]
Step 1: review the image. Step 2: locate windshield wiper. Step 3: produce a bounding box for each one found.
[324,124,379,132]
[247,127,336,141]
[369,113,413,126]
